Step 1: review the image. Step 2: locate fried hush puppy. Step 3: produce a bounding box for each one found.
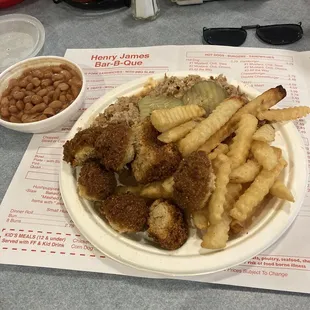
[173,151,215,211]
[132,119,182,184]
[95,122,135,171]
[63,127,103,167]
[78,161,116,201]
[147,199,188,250]
[99,193,149,233]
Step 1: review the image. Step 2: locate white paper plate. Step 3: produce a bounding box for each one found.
[59,72,308,276]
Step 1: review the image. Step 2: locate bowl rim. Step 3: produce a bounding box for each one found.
[0,56,86,128]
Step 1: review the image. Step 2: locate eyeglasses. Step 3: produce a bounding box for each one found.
[53,0,130,9]
[203,23,303,47]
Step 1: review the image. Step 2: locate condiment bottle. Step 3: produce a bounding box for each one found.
[131,0,160,20]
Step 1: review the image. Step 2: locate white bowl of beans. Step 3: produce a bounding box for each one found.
[0,56,86,133]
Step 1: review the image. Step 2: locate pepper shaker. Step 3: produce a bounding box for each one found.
[131,0,160,20]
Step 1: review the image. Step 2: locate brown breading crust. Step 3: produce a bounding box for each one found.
[99,193,149,233]
[147,199,188,250]
[132,119,182,184]
[95,122,134,171]
[78,161,116,201]
[173,151,215,211]
[63,127,103,166]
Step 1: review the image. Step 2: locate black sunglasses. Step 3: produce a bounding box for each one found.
[203,23,303,47]
[53,0,131,9]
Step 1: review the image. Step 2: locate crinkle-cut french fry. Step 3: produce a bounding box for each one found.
[230,158,287,222]
[208,154,232,224]
[140,177,174,199]
[270,180,295,202]
[193,179,241,231]
[227,114,258,169]
[157,120,198,143]
[198,121,235,155]
[251,140,278,171]
[193,208,209,230]
[202,183,243,247]
[208,143,229,160]
[230,219,245,235]
[259,85,287,110]
[272,146,282,159]
[253,124,275,143]
[179,97,245,157]
[198,86,285,154]
[257,106,310,122]
[201,213,231,249]
[230,159,261,183]
[151,105,205,132]
[224,183,243,211]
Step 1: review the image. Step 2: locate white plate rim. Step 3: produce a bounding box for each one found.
[59,71,308,276]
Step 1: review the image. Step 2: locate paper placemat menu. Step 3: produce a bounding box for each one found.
[1,45,310,293]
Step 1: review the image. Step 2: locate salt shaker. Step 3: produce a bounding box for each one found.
[131,0,160,20]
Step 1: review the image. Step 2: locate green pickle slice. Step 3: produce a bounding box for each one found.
[182,81,228,115]
[138,95,183,119]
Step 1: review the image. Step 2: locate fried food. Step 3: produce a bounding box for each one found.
[272,146,283,159]
[201,213,231,249]
[157,120,198,143]
[198,120,236,155]
[151,104,205,132]
[253,124,275,143]
[95,122,135,171]
[230,159,261,183]
[173,151,215,211]
[257,106,310,122]
[193,208,209,230]
[147,199,188,250]
[99,193,149,233]
[140,177,174,199]
[258,85,287,110]
[270,180,295,202]
[208,143,229,161]
[132,119,182,184]
[224,183,243,211]
[179,97,245,156]
[161,176,175,195]
[202,183,242,249]
[227,114,258,169]
[230,158,287,222]
[119,176,175,199]
[78,161,116,201]
[251,140,278,171]
[208,154,231,224]
[63,127,103,166]
[198,86,286,154]
[230,219,245,235]
[221,184,243,235]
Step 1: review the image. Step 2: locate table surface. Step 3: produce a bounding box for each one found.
[1,0,310,309]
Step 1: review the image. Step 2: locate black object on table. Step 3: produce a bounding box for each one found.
[53,0,131,9]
